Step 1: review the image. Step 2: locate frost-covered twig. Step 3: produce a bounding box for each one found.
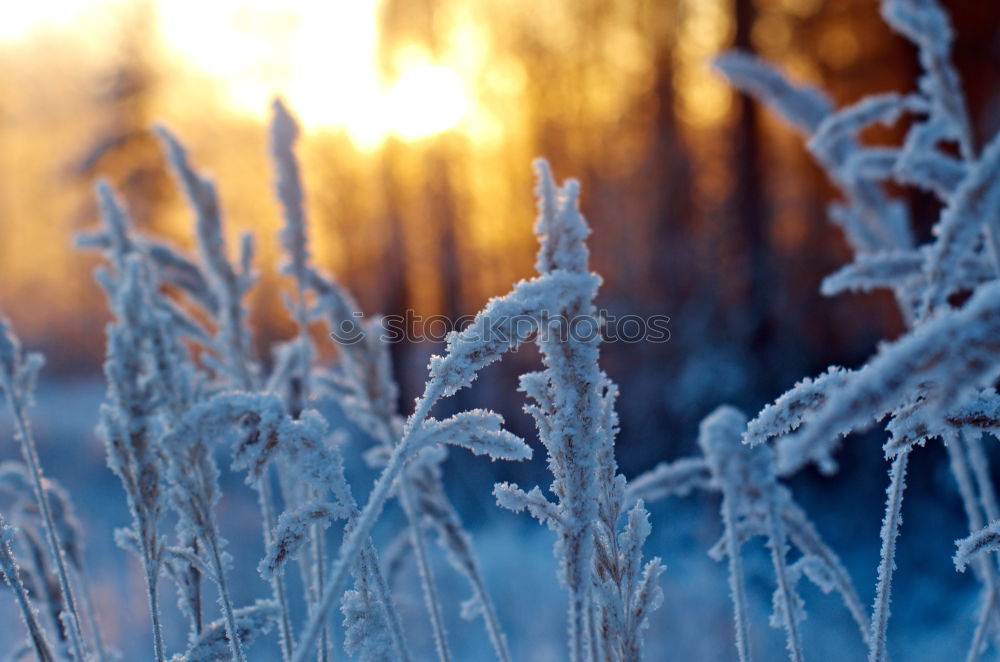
[163,418,246,662]
[0,320,88,662]
[698,407,804,662]
[86,185,189,661]
[775,281,1000,475]
[493,161,662,662]
[155,125,258,390]
[869,451,909,662]
[957,521,1000,574]
[268,97,323,662]
[623,457,712,507]
[921,133,1000,315]
[499,161,606,662]
[0,514,55,662]
[944,431,1000,661]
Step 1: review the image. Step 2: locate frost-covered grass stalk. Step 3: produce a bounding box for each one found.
[710,0,1000,659]
[0,513,55,662]
[268,99,331,662]
[0,322,88,662]
[494,160,663,662]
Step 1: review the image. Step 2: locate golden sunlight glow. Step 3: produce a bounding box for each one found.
[157,0,469,147]
[386,62,468,140]
[0,0,105,41]
[4,0,469,149]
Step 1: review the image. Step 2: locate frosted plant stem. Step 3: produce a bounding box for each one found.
[722,492,752,662]
[952,83,1000,280]
[259,475,295,661]
[946,92,1000,281]
[965,434,1000,523]
[285,477,320,640]
[9,574,54,662]
[294,294,329,662]
[965,434,1000,652]
[869,451,909,662]
[945,433,1000,660]
[463,553,512,662]
[192,539,203,635]
[363,543,412,662]
[381,414,508,662]
[968,589,996,662]
[292,442,409,662]
[12,577,55,662]
[399,478,452,662]
[1,518,55,662]
[4,389,88,662]
[568,575,585,661]
[78,567,109,662]
[324,418,410,660]
[587,594,599,662]
[766,506,803,662]
[313,519,331,662]
[144,557,167,662]
[292,386,442,662]
[783,502,873,650]
[230,323,296,661]
[207,536,246,662]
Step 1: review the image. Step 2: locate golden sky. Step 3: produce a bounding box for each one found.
[3,0,470,149]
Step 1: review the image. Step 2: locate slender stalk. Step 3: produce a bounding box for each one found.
[364,543,412,662]
[964,433,1000,650]
[411,472,511,662]
[11,583,56,662]
[78,565,109,662]
[291,396,437,662]
[1,517,56,662]
[399,479,452,662]
[191,538,203,635]
[227,309,296,662]
[207,535,246,662]
[721,491,752,662]
[3,386,88,662]
[587,593,600,662]
[566,566,587,662]
[313,514,331,662]
[144,557,167,662]
[340,414,412,661]
[766,505,803,662]
[375,415,455,662]
[783,502,872,650]
[945,433,1000,660]
[259,474,295,661]
[456,533,511,662]
[270,96,331,661]
[968,589,995,662]
[869,451,909,662]
[965,434,1000,522]
[943,36,1000,280]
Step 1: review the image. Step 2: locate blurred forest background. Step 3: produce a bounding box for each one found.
[3,1,1000,658]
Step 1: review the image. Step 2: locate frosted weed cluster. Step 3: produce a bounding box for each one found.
[1,0,1000,660]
